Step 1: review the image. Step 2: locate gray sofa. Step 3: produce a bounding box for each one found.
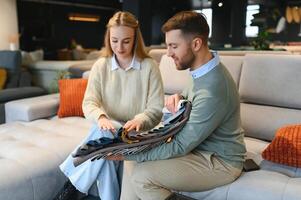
[27,59,97,93]
[0,50,45,124]
[1,53,301,200]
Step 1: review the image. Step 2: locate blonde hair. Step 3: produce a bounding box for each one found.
[100,11,149,59]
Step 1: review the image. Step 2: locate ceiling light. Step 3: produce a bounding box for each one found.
[68,13,100,22]
[218,2,223,7]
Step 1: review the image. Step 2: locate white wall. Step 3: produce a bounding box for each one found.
[0,0,19,50]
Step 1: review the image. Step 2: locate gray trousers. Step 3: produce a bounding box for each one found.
[120,152,242,200]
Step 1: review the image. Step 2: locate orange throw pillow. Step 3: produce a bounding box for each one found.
[262,124,301,167]
[57,78,88,118]
[0,68,7,89]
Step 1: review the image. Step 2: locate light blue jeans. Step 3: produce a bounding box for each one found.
[60,124,123,200]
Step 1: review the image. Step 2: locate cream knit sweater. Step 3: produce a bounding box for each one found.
[82,57,164,131]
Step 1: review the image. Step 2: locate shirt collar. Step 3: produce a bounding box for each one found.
[190,51,220,79]
[111,54,141,71]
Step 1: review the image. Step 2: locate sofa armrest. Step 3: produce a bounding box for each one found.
[5,93,60,123]
[0,86,46,103]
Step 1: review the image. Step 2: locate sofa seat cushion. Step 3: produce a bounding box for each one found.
[5,94,60,123]
[0,117,92,200]
[181,170,301,200]
[244,136,269,164]
[244,136,301,178]
[260,160,301,178]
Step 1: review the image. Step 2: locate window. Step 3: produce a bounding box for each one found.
[195,9,212,37]
[245,5,260,37]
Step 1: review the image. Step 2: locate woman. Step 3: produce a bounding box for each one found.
[59,11,164,200]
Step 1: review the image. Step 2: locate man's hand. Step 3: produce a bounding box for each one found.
[98,115,116,132]
[123,118,142,132]
[106,155,124,161]
[165,94,182,113]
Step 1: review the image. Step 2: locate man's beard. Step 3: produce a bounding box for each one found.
[176,48,195,70]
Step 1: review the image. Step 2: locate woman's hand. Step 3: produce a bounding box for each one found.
[123,119,143,132]
[98,115,116,132]
[165,94,182,114]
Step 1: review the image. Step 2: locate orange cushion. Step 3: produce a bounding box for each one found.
[0,68,7,89]
[262,124,301,167]
[57,78,88,118]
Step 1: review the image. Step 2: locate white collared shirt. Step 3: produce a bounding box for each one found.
[111,54,141,71]
[190,51,220,79]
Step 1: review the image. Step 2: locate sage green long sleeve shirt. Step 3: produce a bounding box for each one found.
[126,63,246,166]
[82,57,164,131]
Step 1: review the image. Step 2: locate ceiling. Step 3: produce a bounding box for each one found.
[18,0,122,11]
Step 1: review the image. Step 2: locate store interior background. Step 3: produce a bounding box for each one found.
[2,0,301,59]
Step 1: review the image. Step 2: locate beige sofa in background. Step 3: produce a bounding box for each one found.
[1,52,301,200]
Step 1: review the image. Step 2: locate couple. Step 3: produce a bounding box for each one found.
[59,10,246,200]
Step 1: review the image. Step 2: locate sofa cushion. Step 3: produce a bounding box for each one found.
[0,117,92,200]
[0,50,22,88]
[241,103,301,141]
[0,86,45,103]
[219,56,243,87]
[57,79,88,118]
[239,54,301,109]
[181,170,301,200]
[149,49,167,64]
[158,54,190,94]
[21,50,44,66]
[244,136,269,164]
[260,160,301,178]
[5,94,60,123]
[262,124,301,168]
[68,62,94,78]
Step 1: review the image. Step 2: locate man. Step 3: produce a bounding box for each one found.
[114,11,246,200]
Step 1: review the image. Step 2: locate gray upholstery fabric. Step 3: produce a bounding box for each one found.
[0,51,46,124]
[227,171,293,200]
[0,118,92,200]
[241,103,301,141]
[219,56,243,87]
[182,170,301,200]
[0,87,45,103]
[5,94,59,123]
[0,104,4,123]
[181,185,230,200]
[158,55,190,94]
[239,54,301,109]
[261,160,301,178]
[19,70,32,87]
[68,61,95,78]
[0,50,22,88]
[283,178,301,200]
[244,137,269,164]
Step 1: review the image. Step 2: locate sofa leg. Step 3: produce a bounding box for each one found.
[53,180,86,200]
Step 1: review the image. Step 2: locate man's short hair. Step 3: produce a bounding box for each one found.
[162,11,209,45]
